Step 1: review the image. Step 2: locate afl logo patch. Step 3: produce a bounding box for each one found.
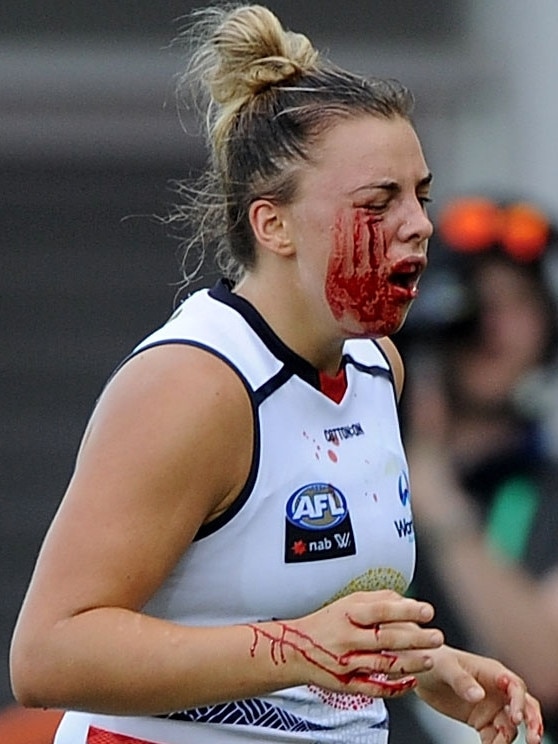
[285,483,356,563]
[286,483,348,529]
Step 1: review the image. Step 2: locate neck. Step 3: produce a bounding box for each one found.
[234,275,344,374]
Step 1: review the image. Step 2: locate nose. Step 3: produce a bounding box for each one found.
[398,201,434,244]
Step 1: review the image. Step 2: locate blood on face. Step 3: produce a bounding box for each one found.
[325,208,408,337]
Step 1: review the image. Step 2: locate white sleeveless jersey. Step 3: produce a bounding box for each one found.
[55,280,416,744]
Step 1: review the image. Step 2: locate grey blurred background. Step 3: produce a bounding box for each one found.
[2,0,558,711]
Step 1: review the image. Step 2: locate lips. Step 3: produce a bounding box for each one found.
[387,257,427,298]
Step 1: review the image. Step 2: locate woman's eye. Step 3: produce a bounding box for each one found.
[418,196,433,208]
[361,203,388,213]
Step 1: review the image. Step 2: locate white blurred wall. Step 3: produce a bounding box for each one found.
[448,0,558,218]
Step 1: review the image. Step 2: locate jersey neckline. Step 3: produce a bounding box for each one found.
[209,278,343,394]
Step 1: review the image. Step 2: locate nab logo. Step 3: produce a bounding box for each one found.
[398,471,410,506]
[286,483,347,530]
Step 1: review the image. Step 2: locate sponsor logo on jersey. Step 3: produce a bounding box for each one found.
[394,470,414,541]
[393,516,414,540]
[285,483,356,563]
[398,470,410,506]
[323,422,365,445]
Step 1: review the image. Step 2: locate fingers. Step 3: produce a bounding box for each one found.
[347,671,419,699]
[478,709,543,744]
[341,647,434,678]
[343,594,443,655]
[479,722,517,744]
[353,621,444,654]
[501,676,526,725]
[332,648,423,699]
[523,692,544,744]
[495,676,543,744]
[471,676,543,744]
[346,590,436,626]
[338,593,444,660]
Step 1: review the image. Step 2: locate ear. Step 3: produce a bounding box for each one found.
[248,199,295,257]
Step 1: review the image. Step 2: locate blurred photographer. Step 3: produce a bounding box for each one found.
[393,196,558,744]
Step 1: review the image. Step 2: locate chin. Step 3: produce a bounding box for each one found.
[340,313,409,340]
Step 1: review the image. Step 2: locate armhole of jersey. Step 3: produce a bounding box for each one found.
[116,339,262,541]
[372,338,401,401]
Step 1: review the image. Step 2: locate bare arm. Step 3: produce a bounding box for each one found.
[10,345,443,715]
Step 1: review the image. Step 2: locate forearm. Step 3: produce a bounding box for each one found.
[11,608,304,714]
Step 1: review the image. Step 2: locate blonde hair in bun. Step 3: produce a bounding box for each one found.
[180,4,319,162]
[201,4,318,100]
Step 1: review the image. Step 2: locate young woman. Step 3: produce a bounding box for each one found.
[10,5,543,744]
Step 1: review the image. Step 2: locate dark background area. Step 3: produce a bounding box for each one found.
[1,163,186,702]
[0,0,462,41]
[1,0,469,710]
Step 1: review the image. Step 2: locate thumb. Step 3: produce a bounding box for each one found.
[446,660,486,703]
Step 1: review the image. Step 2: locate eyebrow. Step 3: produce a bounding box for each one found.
[350,172,433,195]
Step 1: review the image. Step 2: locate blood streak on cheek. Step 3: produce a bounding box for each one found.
[325,208,400,336]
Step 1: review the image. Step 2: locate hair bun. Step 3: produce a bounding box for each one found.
[208,5,318,104]
[212,55,298,102]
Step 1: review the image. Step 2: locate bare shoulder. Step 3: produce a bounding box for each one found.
[376,336,404,400]
[80,343,254,519]
[24,343,254,618]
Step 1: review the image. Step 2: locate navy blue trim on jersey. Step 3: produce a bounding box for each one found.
[253,365,294,406]
[161,699,330,732]
[114,338,261,542]
[347,354,398,409]
[159,699,389,733]
[346,357,394,384]
[210,279,322,390]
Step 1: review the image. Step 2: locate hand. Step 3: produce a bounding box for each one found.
[253,590,445,698]
[416,646,544,744]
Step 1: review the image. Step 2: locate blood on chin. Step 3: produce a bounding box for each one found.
[326,283,414,338]
[335,305,411,338]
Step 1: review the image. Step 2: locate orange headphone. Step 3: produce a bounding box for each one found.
[437,197,551,263]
